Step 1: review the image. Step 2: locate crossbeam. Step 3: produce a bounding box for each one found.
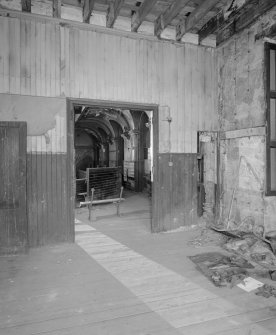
[176,0,220,41]
[106,0,124,28]
[83,0,96,23]
[131,0,158,32]
[154,0,190,38]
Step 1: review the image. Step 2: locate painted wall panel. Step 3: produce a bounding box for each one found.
[0,12,218,154]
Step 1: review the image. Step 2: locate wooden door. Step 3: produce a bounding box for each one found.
[0,122,27,254]
[152,153,197,232]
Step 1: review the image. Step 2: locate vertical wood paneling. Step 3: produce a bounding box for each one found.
[20,18,26,94]
[177,46,185,153]
[69,28,75,97]
[0,18,3,93]
[41,21,46,95]
[191,46,199,153]
[183,45,191,153]
[26,152,71,247]
[3,17,10,93]
[45,22,50,96]
[30,20,36,95]
[153,153,197,232]
[0,122,27,254]
[35,21,40,96]
[9,18,20,94]
[26,20,31,94]
[74,28,80,97]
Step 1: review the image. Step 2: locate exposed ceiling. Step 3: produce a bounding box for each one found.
[0,0,275,45]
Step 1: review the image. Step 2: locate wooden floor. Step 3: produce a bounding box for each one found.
[1,192,276,334]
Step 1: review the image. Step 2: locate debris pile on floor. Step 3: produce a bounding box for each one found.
[209,224,276,275]
[188,227,229,247]
[255,284,276,298]
[189,222,276,298]
[189,252,253,287]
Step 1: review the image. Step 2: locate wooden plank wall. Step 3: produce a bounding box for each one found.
[27,152,71,246]
[0,11,217,154]
[152,153,197,232]
[0,94,72,247]
[0,122,27,253]
[0,11,217,239]
[26,108,72,246]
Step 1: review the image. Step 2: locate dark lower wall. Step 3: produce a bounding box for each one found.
[152,153,197,232]
[27,152,74,247]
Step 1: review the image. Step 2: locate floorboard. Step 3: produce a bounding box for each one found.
[1,191,276,335]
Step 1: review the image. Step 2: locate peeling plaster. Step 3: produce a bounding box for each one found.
[0,94,67,153]
[0,94,66,136]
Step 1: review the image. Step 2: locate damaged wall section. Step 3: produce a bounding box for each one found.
[217,5,276,233]
[219,132,265,229]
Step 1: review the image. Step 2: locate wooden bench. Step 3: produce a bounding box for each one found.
[79,187,125,220]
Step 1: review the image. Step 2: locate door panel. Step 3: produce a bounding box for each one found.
[152,153,197,232]
[0,122,27,254]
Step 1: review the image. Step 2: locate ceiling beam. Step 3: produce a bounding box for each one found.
[216,0,276,45]
[176,0,220,41]
[131,0,159,32]
[198,10,225,43]
[198,0,276,45]
[154,0,190,38]
[83,0,96,23]
[53,0,61,18]
[106,0,124,28]
[22,0,31,12]
[255,22,276,40]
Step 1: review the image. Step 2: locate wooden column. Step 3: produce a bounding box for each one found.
[53,0,61,18]
[22,0,31,12]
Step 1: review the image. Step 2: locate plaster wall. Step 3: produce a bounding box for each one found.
[217,5,276,232]
[0,94,67,153]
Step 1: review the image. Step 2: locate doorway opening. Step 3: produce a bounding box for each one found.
[68,99,158,233]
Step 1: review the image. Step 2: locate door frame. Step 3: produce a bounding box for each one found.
[67,98,159,233]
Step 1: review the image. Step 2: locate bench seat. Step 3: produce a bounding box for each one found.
[80,187,125,220]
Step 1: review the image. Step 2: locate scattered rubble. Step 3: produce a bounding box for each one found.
[188,228,229,247]
[188,222,276,296]
[189,252,253,287]
[255,284,276,298]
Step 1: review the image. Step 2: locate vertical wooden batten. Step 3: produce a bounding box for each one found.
[83,0,95,23]
[22,0,31,12]
[53,0,61,18]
